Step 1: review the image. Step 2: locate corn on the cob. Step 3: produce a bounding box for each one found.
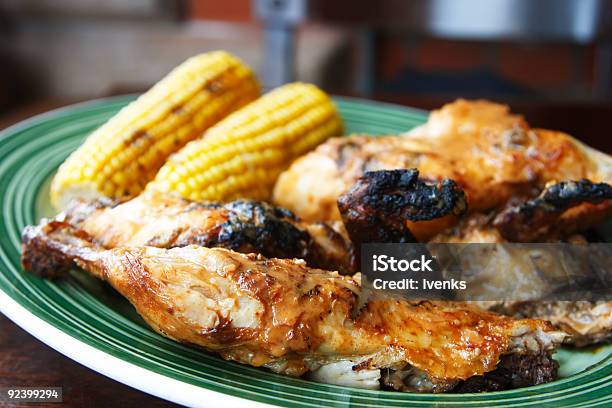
[147,82,343,202]
[50,51,260,210]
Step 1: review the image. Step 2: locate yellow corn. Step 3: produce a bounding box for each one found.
[147,82,343,202]
[50,51,260,209]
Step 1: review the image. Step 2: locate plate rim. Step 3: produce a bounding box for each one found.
[0,287,272,408]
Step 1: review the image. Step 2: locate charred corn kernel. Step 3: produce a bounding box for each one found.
[147,82,343,202]
[50,51,260,209]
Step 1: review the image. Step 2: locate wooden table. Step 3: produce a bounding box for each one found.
[0,314,173,407]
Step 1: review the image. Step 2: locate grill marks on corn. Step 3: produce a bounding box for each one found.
[147,82,343,202]
[50,51,260,209]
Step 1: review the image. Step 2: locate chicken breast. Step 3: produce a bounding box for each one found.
[273,99,612,239]
[21,220,565,393]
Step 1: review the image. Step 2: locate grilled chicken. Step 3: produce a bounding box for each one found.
[432,179,612,244]
[429,182,612,346]
[337,169,466,271]
[493,179,612,242]
[272,99,612,346]
[485,301,612,347]
[21,220,565,392]
[338,169,467,245]
[273,99,612,240]
[57,190,353,274]
[45,170,467,275]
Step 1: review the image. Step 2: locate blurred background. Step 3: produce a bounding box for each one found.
[1,0,611,151]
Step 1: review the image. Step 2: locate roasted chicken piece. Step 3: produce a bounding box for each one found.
[432,179,612,244]
[44,170,466,275]
[56,190,353,274]
[430,179,612,346]
[338,169,467,245]
[21,220,565,393]
[273,99,612,240]
[485,301,611,347]
[337,169,466,271]
[273,99,612,346]
[493,179,612,242]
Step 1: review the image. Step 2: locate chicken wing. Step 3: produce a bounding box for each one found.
[42,170,467,275]
[21,220,565,393]
[432,179,612,244]
[56,190,353,273]
[337,169,466,271]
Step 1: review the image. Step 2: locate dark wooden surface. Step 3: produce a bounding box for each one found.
[0,315,173,407]
[0,102,175,408]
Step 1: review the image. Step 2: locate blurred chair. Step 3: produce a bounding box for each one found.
[253,0,612,97]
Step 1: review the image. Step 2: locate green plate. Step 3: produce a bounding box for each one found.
[0,95,610,407]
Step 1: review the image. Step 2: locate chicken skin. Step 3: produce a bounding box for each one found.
[273,99,612,240]
[57,190,353,273]
[429,180,612,346]
[45,169,467,274]
[272,99,612,345]
[21,220,565,393]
